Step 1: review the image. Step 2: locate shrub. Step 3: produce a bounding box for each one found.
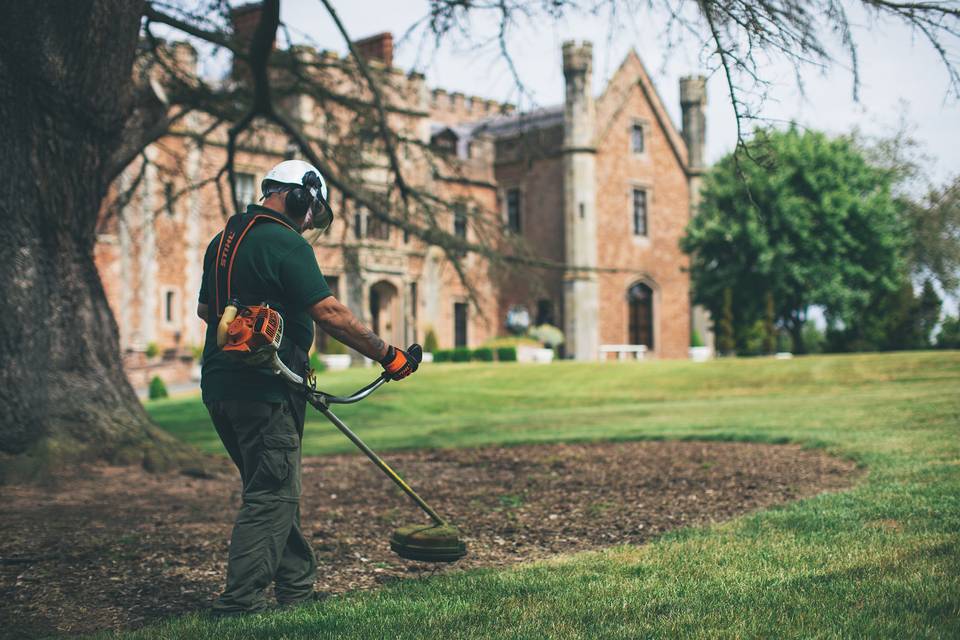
[483,335,539,349]
[309,352,328,374]
[145,342,160,359]
[190,343,204,361]
[496,346,517,362]
[938,315,960,349]
[423,328,439,353]
[691,330,704,348]
[451,347,472,362]
[433,349,452,363]
[528,324,564,348]
[148,376,168,400]
[472,347,494,362]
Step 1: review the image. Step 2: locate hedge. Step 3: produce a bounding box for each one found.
[496,346,517,362]
[471,347,494,362]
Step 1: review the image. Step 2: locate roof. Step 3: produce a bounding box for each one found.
[473,105,564,138]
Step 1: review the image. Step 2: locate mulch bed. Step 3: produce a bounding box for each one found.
[0,440,858,638]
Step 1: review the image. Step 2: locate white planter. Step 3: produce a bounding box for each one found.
[688,346,712,362]
[774,352,794,360]
[321,354,352,371]
[421,352,434,363]
[517,346,554,364]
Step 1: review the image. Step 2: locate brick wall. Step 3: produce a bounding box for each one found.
[594,53,690,359]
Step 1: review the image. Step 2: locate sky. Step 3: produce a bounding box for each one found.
[277,0,959,186]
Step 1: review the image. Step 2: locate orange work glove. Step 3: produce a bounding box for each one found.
[379,345,419,381]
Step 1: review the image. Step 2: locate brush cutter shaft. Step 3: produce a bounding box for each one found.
[267,346,446,526]
[315,403,446,526]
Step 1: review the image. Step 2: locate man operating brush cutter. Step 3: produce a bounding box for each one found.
[197,160,418,615]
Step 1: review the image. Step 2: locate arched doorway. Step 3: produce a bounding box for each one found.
[627,282,654,349]
[369,280,401,346]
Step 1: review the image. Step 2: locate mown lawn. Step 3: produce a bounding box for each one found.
[123,351,960,639]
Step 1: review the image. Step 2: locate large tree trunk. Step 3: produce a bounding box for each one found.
[0,1,199,480]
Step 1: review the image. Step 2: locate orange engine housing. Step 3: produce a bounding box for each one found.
[223,305,283,357]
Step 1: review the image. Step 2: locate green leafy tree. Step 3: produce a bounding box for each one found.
[681,127,904,353]
[828,278,942,351]
[917,280,943,347]
[903,176,960,293]
[938,316,960,349]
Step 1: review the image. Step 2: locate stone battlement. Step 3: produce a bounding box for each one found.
[428,89,514,124]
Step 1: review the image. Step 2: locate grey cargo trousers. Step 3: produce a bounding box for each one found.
[207,398,317,613]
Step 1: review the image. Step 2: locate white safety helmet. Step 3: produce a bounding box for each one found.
[261,159,333,231]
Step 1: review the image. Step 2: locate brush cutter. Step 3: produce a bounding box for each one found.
[220,303,467,563]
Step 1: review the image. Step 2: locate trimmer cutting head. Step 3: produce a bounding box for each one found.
[390,524,467,563]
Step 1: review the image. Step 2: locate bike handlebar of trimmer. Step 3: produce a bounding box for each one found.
[275,344,423,404]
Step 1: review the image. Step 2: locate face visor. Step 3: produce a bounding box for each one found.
[301,171,334,232]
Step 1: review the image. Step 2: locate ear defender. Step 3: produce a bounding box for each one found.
[285,184,309,217]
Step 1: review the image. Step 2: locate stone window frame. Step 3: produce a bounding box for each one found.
[622,274,661,354]
[629,118,650,156]
[501,185,523,234]
[627,181,653,243]
[160,285,180,328]
[453,299,469,348]
[235,170,258,211]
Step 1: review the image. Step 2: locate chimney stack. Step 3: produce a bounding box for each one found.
[679,75,707,172]
[230,3,275,79]
[352,32,393,68]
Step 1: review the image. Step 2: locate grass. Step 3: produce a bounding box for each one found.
[116,351,960,639]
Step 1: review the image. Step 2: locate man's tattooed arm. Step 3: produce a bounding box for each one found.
[310,296,388,361]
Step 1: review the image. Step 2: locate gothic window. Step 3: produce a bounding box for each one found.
[409,282,418,343]
[454,302,468,347]
[162,287,178,325]
[632,188,648,236]
[506,188,521,233]
[628,282,654,348]
[164,182,176,217]
[236,172,256,210]
[367,211,391,241]
[454,202,468,239]
[631,123,645,153]
[353,204,364,239]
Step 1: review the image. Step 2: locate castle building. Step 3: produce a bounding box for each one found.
[95,13,708,383]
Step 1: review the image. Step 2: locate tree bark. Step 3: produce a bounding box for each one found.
[0,1,199,480]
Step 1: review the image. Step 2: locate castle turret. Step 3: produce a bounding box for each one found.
[680,76,707,174]
[680,75,714,352]
[561,41,599,360]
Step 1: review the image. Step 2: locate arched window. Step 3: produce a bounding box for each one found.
[628,282,654,348]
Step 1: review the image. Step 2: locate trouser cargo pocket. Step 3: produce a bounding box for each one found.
[251,432,300,494]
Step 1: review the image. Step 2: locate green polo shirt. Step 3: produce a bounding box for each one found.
[198,205,331,404]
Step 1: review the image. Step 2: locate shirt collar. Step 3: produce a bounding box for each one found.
[245,204,301,231]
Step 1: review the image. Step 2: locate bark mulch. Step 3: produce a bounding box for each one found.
[0,440,858,638]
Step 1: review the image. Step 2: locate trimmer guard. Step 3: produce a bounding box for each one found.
[390,524,467,563]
